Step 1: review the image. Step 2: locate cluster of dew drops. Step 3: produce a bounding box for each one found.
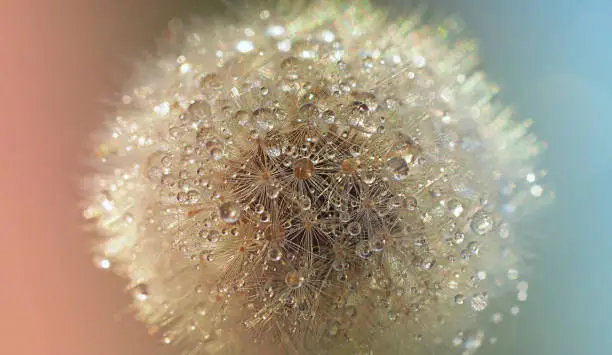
[87,4,547,355]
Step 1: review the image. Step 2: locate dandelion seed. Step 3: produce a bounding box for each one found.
[84,1,549,354]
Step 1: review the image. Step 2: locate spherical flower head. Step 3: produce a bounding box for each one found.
[83,1,550,354]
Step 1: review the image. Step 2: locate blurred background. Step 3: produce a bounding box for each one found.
[1,0,610,354]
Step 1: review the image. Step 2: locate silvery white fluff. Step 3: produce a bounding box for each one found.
[83,1,549,354]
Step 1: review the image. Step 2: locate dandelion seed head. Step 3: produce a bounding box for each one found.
[84,1,550,354]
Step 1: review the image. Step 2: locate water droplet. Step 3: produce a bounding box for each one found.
[447,199,464,217]
[277,38,292,52]
[362,57,374,70]
[186,190,200,203]
[219,201,240,223]
[336,272,348,282]
[454,294,464,305]
[267,246,283,261]
[280,56,300,79]
[346,101,375,134]
[183,100,211,121]
[200,73,221,90]
[273,108,287,121]
[252,108,275,132]
[421,256,435,270]
[327,321,340,337]
[467,241,480,255]
[236,39,254,53]
[371,237,385,252]
[386,157,409,181]
[298,103,319,122]
[285,271,304,289]
[280,56,299,70]
[347,222,361,236]
[134,283,149,301]
[266,183,281,199]
[319,29,335,43]
[331,257,348,271]
[265,25,285,37]
[352,92,378,111]
[98,258,111,269]
[339,212,350,223]
[340,159,357,174]
[293,158,315,180]
[206,230,220,243]
[234,110,250,126]
[454,232,465,244]
[207,144,224,161]
[297,195,311,210]
[322,109,335,124]
[260,211,271,223]
[355,240,372,259]
[361,170,376,185]
[470,211,494,235]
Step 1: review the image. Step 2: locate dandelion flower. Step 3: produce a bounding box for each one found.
[83,1,550,354]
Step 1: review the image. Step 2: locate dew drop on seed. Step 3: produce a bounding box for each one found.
[134,283,149,301]
[331,258,348,271]
[447,199,464,217]
[183,100,211,121]
[206,230,220,243]
[470,211,494,235]
[252,108,275,132]
[454,294,464,305]
[355,240,372,259]
[234,110,250,126]
[266,184,281,199]
[208,146,224,161]
[386,157,409,181]
[361,170,376,185]
[267,246,283,261]
[298,195,312,210]
[298,103,319,122]
[327,321,340,337]
[293,158,315,180]
[219,201,240,223]
[285,271,304,289]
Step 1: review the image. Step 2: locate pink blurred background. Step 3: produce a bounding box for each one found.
[0,1,192,354]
